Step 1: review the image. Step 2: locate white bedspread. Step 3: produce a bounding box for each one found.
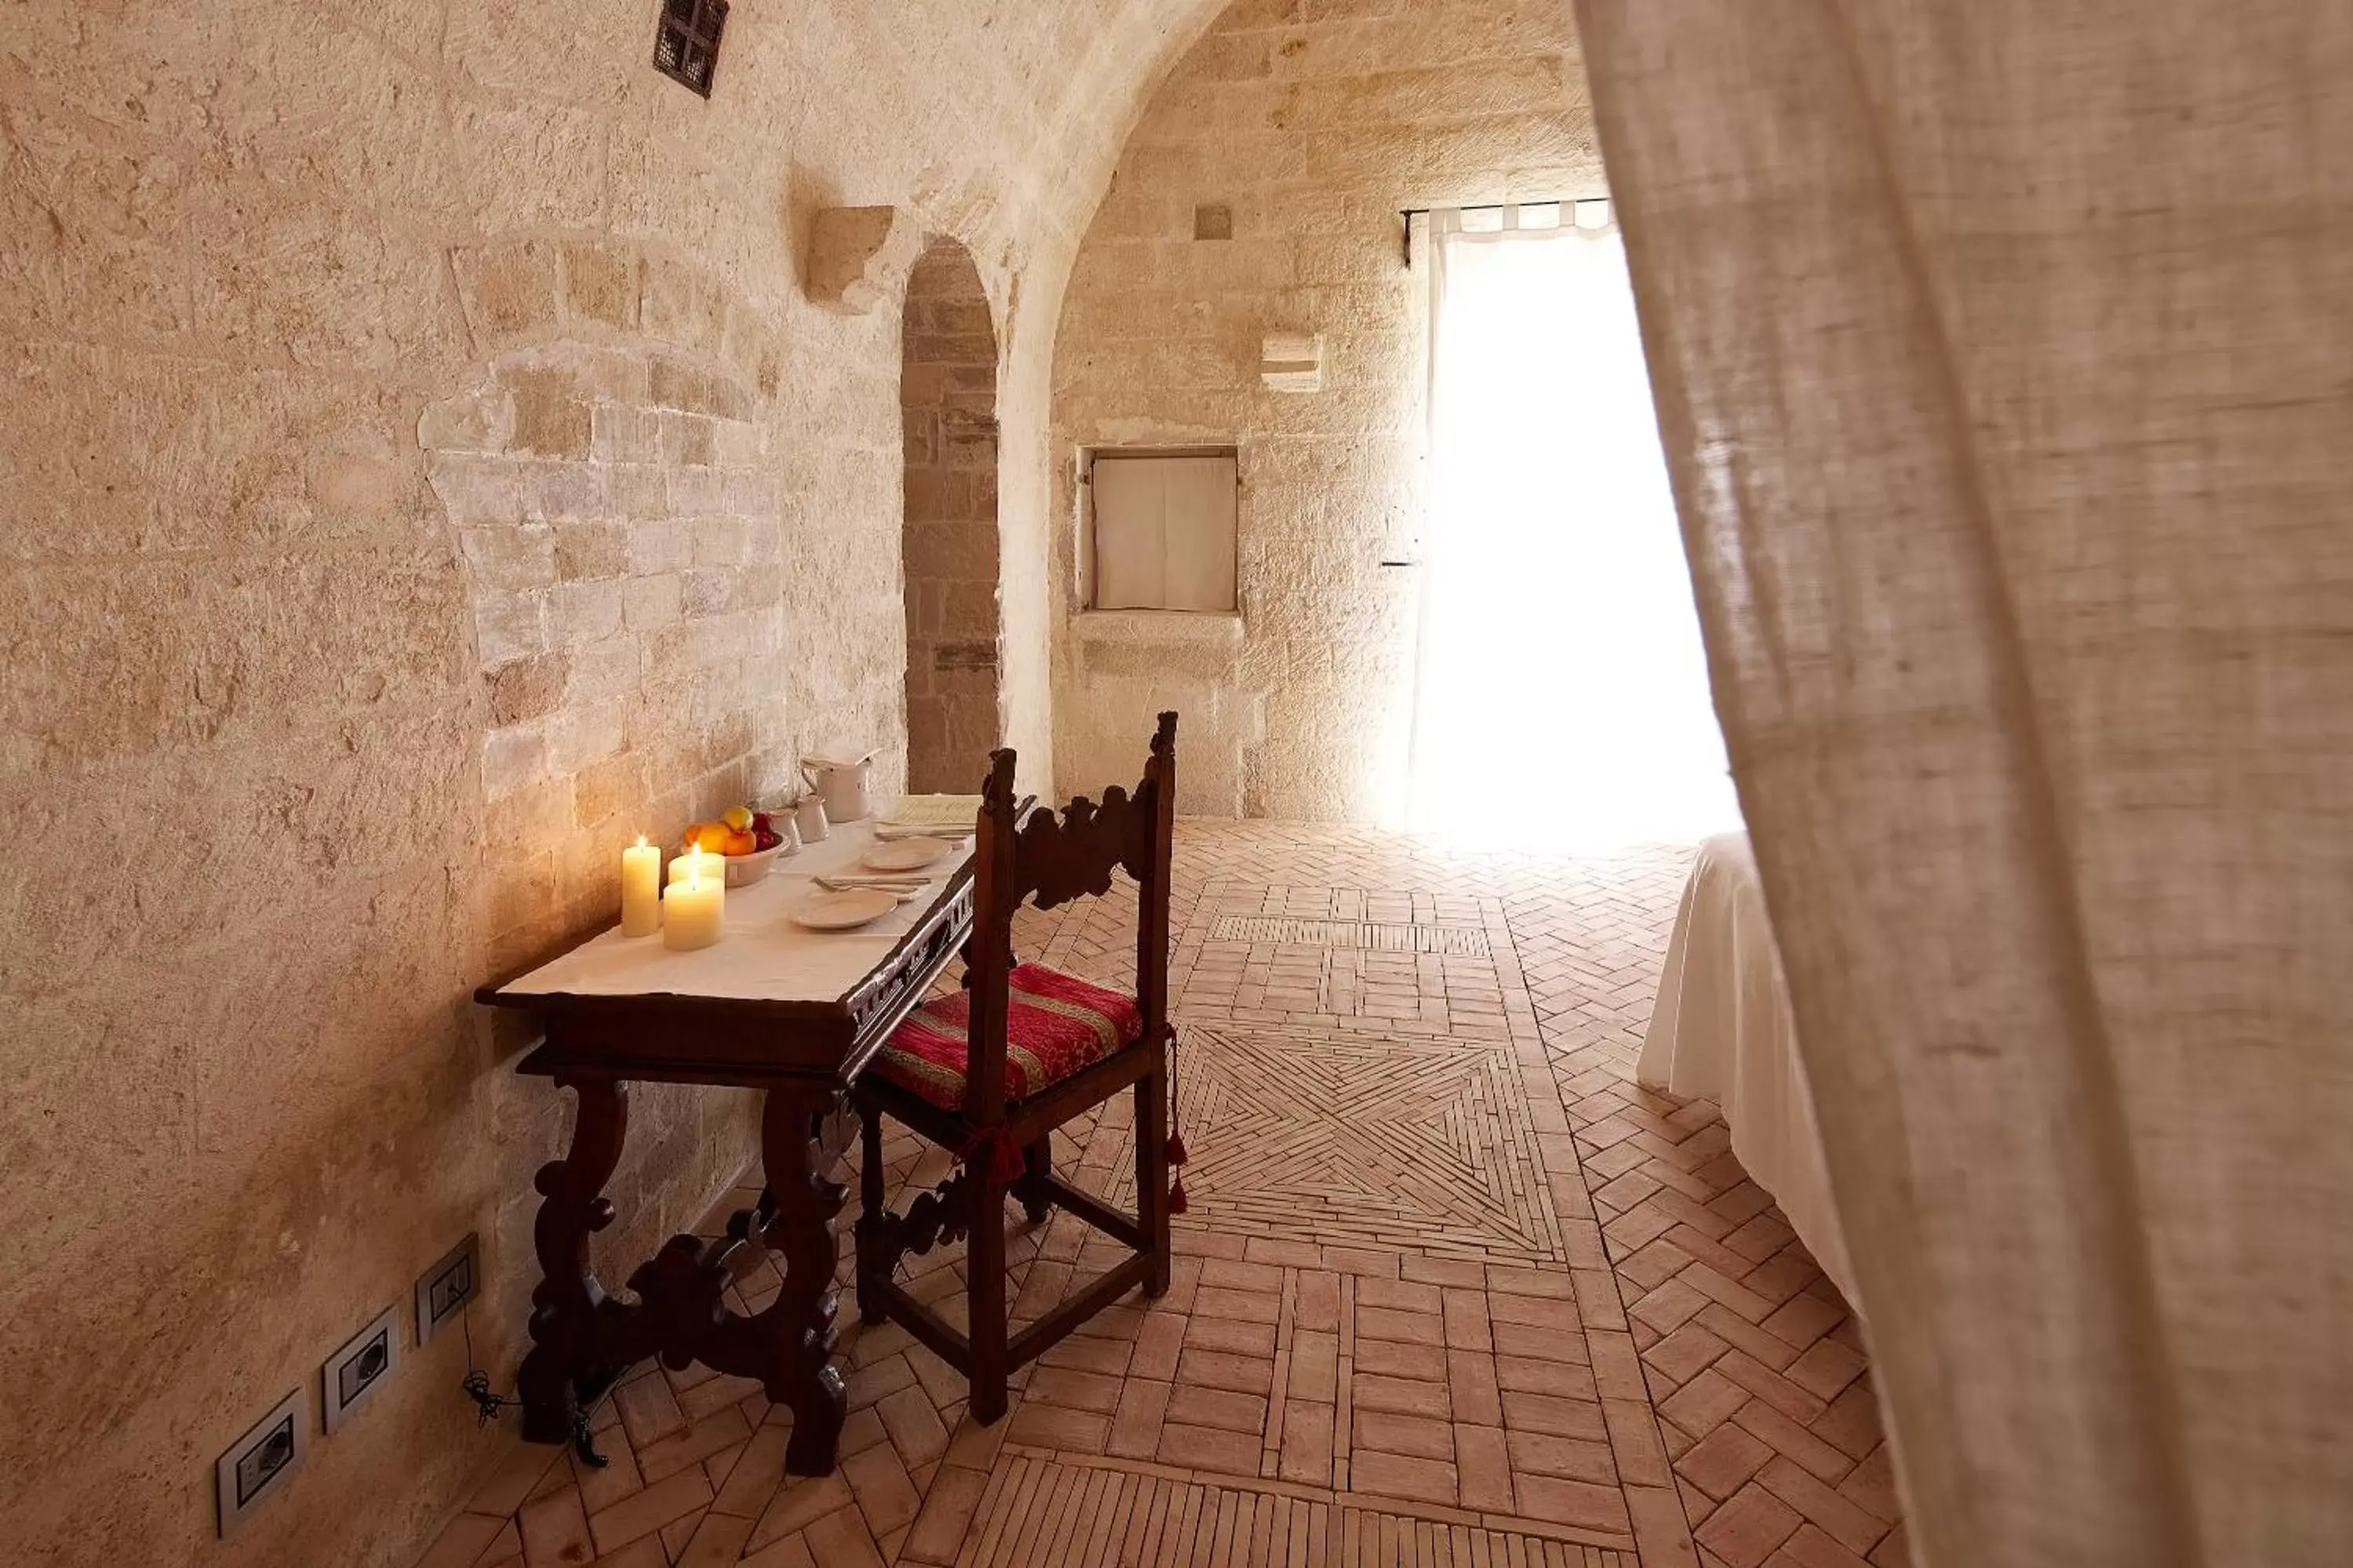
[1638,832,1859,1309]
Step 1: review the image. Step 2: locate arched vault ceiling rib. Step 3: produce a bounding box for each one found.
[1021,0,1237,233]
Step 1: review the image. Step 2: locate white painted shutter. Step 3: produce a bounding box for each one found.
[1091,454,1237,611]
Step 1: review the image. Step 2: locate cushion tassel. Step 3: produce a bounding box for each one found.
[960,1126,1027,1187]
[1168,1173,1189,1216]
[1166,1023,1189,1169]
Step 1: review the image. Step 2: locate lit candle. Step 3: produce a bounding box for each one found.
[662,863,724,951]
[668,848,725,886]
[621,836,662,937]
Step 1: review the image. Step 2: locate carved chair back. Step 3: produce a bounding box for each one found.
[960,711,1178,1126]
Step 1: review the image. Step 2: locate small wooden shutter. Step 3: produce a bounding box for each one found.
[1091,454,1238,612]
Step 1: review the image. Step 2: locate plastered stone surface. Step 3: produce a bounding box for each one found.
[1050,0,1602,820]
[0,2,1256,1563]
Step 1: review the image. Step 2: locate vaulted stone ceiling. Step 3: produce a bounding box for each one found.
[426,0,1251,297]
[0,3,1297,1564]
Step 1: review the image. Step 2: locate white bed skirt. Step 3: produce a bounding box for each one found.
[1638,832,1859,1309]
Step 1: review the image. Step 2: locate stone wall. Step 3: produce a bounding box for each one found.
[1050,0,1603,820]
[426,241,793,957]
[420,240,800,1352]
[0,2,1249,1563]
[901,241,1004,794]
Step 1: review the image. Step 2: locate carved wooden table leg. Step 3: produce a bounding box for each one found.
[519,1075,629,1446]
[756,1082,850,1474]
[507,1073,851,1475]
[854,1105,890,1326]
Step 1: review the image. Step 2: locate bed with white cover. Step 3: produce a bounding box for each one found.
[1638,832,1859,1308]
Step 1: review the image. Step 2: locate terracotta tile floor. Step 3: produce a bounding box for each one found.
[419,824,1908,1568]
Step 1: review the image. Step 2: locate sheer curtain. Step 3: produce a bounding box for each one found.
[1571,0,2353,1563]
[1408,209,1739,849]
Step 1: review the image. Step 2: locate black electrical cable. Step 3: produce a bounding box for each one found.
[458,1307,523,1428]
[457,1301,610,1466]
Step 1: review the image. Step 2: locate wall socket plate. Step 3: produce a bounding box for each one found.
[215,1388,308,1537]
[322,1304,402,1433]
[415,1233,480,1347]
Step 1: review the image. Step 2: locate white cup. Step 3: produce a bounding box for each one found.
[794,795,830,844]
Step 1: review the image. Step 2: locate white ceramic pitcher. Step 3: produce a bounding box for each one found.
[801,748,877,824]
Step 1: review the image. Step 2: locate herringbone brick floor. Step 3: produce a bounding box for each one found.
[418,824,1907,1568]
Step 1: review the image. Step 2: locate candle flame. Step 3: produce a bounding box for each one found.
[636,834,649,849]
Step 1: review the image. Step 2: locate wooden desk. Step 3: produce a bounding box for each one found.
[476,821,975,1475]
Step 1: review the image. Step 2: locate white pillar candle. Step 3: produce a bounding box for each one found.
[662,864,724,951]
[668,848,725,886]
[621,836,662,937]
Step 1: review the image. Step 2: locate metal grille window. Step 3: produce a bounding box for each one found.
[653,0,729,96]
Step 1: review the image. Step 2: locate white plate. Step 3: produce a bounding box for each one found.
[861,835,950,873]
[788,889,901,930]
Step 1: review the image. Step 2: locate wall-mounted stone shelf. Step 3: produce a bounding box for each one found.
[805,206,924,315]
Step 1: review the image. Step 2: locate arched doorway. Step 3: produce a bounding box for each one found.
[900,238,1002,794]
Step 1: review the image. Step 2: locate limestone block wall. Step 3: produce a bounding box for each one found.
[418,238,801,1343]
[1051,0,1604,820]
[426,242,794,953]
[0,2,1255,1564]
[901,242,1005,794]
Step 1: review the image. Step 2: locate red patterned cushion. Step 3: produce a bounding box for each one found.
[870,964,1144,1111]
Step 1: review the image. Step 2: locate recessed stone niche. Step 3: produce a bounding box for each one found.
[901,238,1002,794]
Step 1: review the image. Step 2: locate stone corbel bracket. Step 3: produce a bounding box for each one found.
[804,206,926,315]
[1260,331,1324,393]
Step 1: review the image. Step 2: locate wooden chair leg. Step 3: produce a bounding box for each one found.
[1137,1060,1171,1297]
[854,1102,889,1326]
[1017,1136,1053,1225]
[967,1170,1010,1424]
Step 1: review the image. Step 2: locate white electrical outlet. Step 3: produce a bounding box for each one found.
[415,1233,480,1347]
[215,1388,308,1537]
[322,1305,401,1432]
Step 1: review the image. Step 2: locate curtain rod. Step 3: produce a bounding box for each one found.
[1397,198,1611,264]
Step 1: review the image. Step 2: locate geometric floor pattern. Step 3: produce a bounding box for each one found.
[414,823,1910,1568]
[1168,1024,1568,1266]
[957,1450,1637,1567]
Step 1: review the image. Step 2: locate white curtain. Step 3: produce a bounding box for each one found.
[1570,0,2353,1563]
[1408,211,1739,849]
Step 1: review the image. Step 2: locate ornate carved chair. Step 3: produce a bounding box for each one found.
[851,713,1182,1423]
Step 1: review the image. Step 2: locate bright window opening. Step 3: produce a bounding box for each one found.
[1406,209,1740,851]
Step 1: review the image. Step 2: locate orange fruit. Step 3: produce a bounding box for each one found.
[723,828,757,856]
[684,822,727,854]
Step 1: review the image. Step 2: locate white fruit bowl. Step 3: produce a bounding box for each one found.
[722,844,787,888]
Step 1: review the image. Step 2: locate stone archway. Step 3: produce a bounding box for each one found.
[899,238,1002,795]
